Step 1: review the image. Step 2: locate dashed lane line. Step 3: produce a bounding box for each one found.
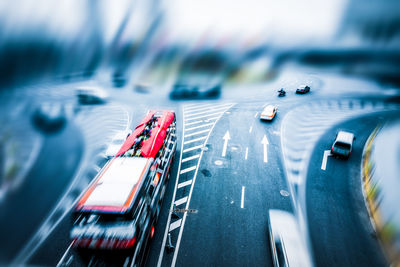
[241,186,245,209]
[245,147,249,160]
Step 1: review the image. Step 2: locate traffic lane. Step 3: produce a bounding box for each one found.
[144,106,183,267]
[306,113,390,267]
[175,104,292,266]
[0,122,83,263]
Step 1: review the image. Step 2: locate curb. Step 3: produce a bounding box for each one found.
[361,127,398,265]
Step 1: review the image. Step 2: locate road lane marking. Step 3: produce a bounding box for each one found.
[184,129,210,138]
[184,112,225,122]
[185,105,233,117]
[321,150,331,170]
[158,103,236,267]
[169,219,182,232]
[254,112,258,118]
[249,126,253,133]
[181,154,200,162]
[185,120,204,126]
[261,135,269,163]
[184,103,217,111]
[222,131,231,157]
[56,242,73,267]
[241,186,245,209]
[178,180,192,189]
[184,136,207,145]
[184,103,233,114]
[180,166,196,174]
[245,147,249,160]
[174,197,188,207]
[185,122,214,131]
[183,145,203,153]
[204,116,220,122]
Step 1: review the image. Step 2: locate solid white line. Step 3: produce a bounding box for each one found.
[249,126,253,133]
[245,147,249,160]
[184,136,207,145]
[184,129,210,138]
[182,154,201,163]
[174,196,188,206]
[184,112,225,122]
[185,122,213,131]
[183,145,203,153]
[254,112,258,118]
[241,186,245,209]
[180,166,196,174]
[169,219,182,232]
[321,150,331,170]
[178,180,192,189]
[56,243,73,267]
[185,120,204,126]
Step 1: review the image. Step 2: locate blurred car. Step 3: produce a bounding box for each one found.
[134,83,151,94]
[112,71,127,88]
[105,129,132,158]
[76,86,108,104]
[331,130,355,159]
[169,83,221,99]
[268,209,314,267]
[32,102,67,133]
[296,85,311,94]
[260,105,278,121]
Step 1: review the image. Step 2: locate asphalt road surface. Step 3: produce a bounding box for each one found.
[306,111,400,267]
[3,71,399,267]
[0,121,83,262]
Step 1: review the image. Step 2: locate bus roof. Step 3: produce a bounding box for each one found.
[115,110,175,158]
[75,157,152,213]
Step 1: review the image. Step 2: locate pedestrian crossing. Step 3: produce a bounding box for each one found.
[281,99,400,187]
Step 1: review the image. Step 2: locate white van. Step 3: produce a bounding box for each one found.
[268,209,314,267]
[331,131,355,159]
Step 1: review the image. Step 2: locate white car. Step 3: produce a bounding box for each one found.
[105,129,132,158]
[76,86,108,104]
[260,105,278,121]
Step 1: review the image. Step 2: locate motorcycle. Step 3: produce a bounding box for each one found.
[278,88,286,97]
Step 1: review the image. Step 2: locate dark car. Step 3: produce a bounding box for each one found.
[296,85,311,94]
[112,71,127,88]
[32,102,67,133]
[169,83,221,99]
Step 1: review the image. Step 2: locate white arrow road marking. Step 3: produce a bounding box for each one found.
[261,135,269,163]
[222,131,231,157]
[321,150,331,170]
